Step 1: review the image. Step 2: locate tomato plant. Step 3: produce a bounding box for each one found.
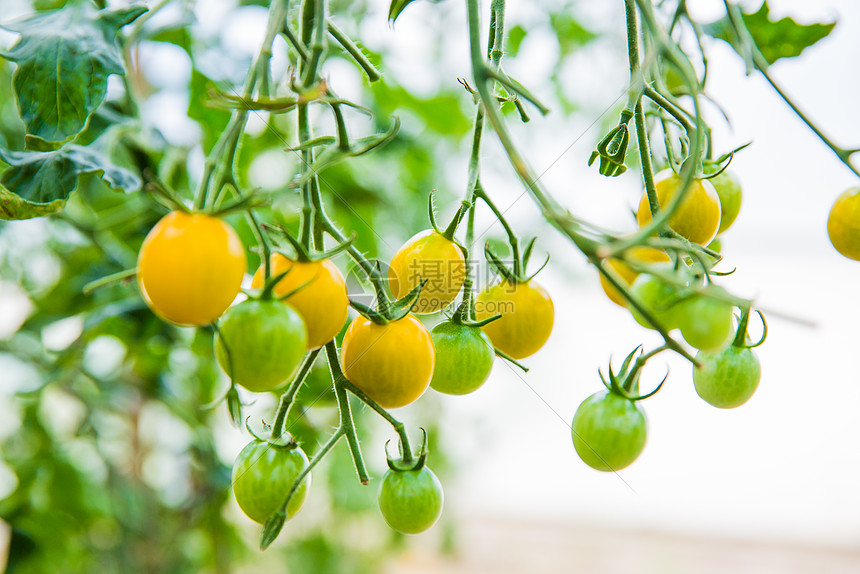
[232,440,311,524]
[378,466,444,535]
[828,187,860,261]
[599,246,671,307]
[215,298,308,392]
[137,211,246,327]
[429,321,495,395]
[572,390,647,472]
[629,270,685,330]
[340,314,435,409]
[677,293,734,352]
[708,170,743,235]
[694,345,761,409]
[251,253,349,349]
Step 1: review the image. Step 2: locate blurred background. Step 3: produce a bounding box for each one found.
[1,0,859,572]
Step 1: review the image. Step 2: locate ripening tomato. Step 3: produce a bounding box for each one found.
[341,314,435,408]
[429,321,495,395]
[629,270,685,330]
[232,440,310,524]
[388,230,466,314]
[572,390,647,472]
[475,279,554,359]
[599,246,671,307]
[693,345,761,408]
[636,169,721,245]
[214,298,307,392]
[677,294,734,352]
[378,466,444,534]
[137,211,246,326]
[709,170,742,234]
[827,187,860,261]
[251,254,349,349]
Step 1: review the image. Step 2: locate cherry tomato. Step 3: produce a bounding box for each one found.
[475,279,554,359]
[629,270,684,330]
[599,246,671,307]
[137,211,246,326]
[340,314,435,408]
[707,237,722,253]
[572,390,647,472]
[828,187,860,261]
[232,440,310,524]
[388,230,466,314]
[677,294,733,352]
[693,345,761,408]
[215,299,307,392]
[429,321,494,395]
[378,466,443,534]
[709,170,742,234]
[636,169,721,245]
[251,254,349,349]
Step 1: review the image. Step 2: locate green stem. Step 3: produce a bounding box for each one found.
[300,0,327,88]
[324,342,370,481]
[327,20,381,82]
[270,349,322,439]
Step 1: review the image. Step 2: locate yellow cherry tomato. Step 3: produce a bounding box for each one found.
[599,246,671,307]
[340,314,435,409]
[636,169,721,245]
[388,230,466,314]
[475,279,554,359]
[251,254,349,349]
[137,211,246,326]
[828,187,860,261]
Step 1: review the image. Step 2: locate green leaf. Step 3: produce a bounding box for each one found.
[189,70,231,153]
[549,13,597,57]
[506,25,527,58]
[705,2,835,66]
[0,145,140,220]
[388,0,417,23]
[0,3,147,143]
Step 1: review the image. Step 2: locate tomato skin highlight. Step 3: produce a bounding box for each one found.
[377,466,443,534]
[475,279,554,359]
[251,254,349,349]
[232,441,310,524]
[599,246,671,308]
[340,314,435,408]
[215,299,308,392]
[137,211,246,326]
[572,390,647,472]
[388,230,466,314]
[429,322,494,395]
[636,169,722,246]
[827,187,860,261]
[693,345,761,408]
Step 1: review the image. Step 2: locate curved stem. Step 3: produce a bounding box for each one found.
[270,349,322,439]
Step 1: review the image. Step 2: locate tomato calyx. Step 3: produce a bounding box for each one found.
[701,142,750,180]
[264,222,354,263]
[589,110,632,178]
[599,345,668,402]
[483,240,549,285]
[385,428,429,472]
[244,417,302,450]
[350,277,427,325]
[428,191,471,243]
[730,306,768,350]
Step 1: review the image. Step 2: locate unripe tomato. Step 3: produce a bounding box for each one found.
[378,466,444,535]
[572,390,647,472]
[827,187,860,261]
[429,322,494,395]
[475,279,554,359]
[636,169,721,245]
[388,230,466,314]
[629,271,684,330]
[677,295,733,352]
[215,299,307,392]
[599,246,671,307]
[251,254,349,349]
[341,314,435,408]
[137,211,246,326]
[232,441,310,524]
[693,345,761,408]
[709,170,742,234]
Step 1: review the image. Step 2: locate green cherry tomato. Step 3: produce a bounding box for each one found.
[677,294,733,352]
[693,345,761,408]
[429,321,495,395]
[215,299,308,392]
[709,170,743,234]
[629,271,684,330]
[378,466,444,534]
[572,390,647,472]
[232,441,310,524]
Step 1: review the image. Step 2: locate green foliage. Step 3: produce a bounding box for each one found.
[706,1,836,66]
[0,4,146,143]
